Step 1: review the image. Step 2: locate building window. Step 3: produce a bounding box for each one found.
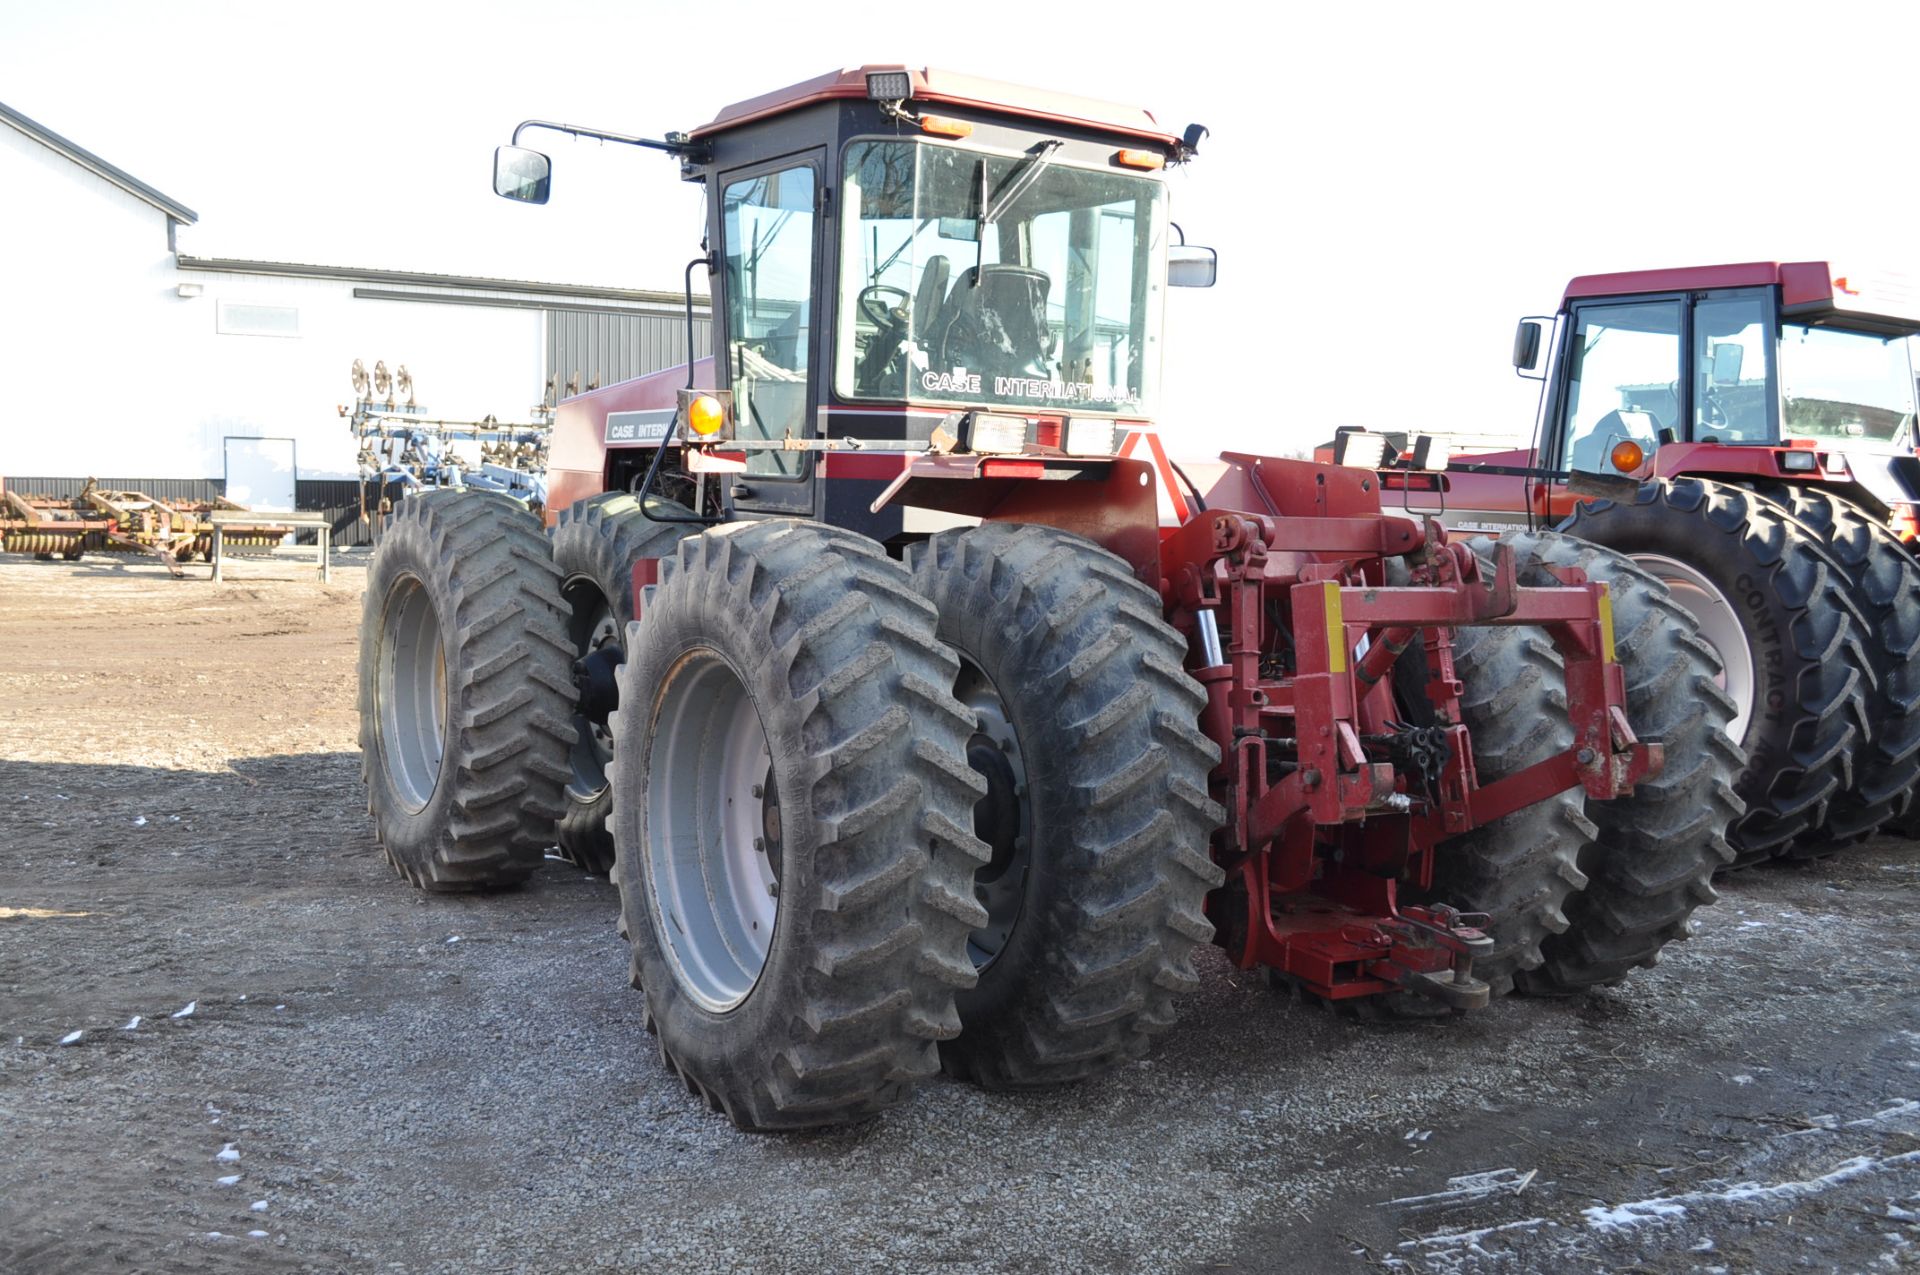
[216,302,300,337]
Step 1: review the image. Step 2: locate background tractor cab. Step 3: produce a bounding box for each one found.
[493,66,1215,550]
[1511,262,1920,535]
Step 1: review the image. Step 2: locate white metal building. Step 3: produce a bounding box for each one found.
[0,101,705,489]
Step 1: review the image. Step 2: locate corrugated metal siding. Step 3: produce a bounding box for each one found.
[546,309,711,398]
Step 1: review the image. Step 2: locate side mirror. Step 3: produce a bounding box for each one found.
[1512,319,1543,371]
[493,146,552,204]
[1169,244,1218,288]
[1708,341,1744,386]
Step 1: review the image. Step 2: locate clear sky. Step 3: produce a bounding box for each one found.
[3,0,1915,459]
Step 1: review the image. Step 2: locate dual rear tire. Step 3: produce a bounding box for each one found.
[609,521,1222,1127]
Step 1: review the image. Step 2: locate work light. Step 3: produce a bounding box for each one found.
[1064,417,1120,457]
[866,71,912,102]
[964,413,1029,455]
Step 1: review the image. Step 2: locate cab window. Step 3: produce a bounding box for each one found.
[723,165,816,478]
[1558,301,1681,473]
[1692,295,1771,442]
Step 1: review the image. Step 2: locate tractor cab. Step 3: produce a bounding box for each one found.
[494,66,1213,543]
[1513,262,1920,527]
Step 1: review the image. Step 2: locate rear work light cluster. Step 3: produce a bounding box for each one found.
[957,411,1124,458]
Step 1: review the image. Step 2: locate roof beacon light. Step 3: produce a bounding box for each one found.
[1609,440,1645,473]
[1113,148,1165,171]
[919,114,973,139]
[865,71,913,102]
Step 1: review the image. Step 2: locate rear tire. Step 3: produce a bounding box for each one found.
[611,521,990,1130]
[1558,478,1871,866]
[1410,624,1596,996]
[357,490,575,891]
[1470,531,1745,994]
[1749,484,1920,852]
[907,524,1224,1088]
[550,493,700,874]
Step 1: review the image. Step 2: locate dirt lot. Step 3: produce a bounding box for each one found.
[3,553,1919,1274]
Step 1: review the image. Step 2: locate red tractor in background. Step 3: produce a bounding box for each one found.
[1346,262,1920,865]
[355,67,1737,1130]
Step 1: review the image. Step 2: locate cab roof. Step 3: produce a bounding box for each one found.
[1564,261,1920,331]
[692,64,1182,150]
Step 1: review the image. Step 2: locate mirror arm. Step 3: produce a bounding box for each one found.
[510,119,708,163]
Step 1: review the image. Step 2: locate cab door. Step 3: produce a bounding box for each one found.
[716,151,826,518]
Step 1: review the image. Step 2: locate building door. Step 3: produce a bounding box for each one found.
[224,436,298,510]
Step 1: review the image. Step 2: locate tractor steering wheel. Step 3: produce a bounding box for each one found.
[859,284,911,330]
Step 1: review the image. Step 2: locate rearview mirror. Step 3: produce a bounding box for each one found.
[493,146,552,204]
[1169,244,1217,288]
[1512,319,1542,371]
[1708,341,1744,386]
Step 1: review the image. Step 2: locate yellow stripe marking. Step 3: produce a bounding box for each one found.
[1598,586,1617,663]
[1324,581,1348,673]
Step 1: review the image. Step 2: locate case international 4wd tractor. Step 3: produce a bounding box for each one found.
[1349,263,1920,866]
[356,67,1740,1131]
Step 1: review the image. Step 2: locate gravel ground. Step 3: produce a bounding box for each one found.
[2,554,1918,1274]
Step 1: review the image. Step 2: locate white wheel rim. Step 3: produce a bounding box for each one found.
[377,575,446,812]
[645,650,779,1013]
[1632,553,1755,742]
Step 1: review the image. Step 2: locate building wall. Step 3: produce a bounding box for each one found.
[0,123,701,486]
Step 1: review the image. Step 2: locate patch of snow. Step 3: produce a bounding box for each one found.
[250,1199,268,1212]
[274,1004,286,1011]
[1692,1238,1716,1252]
[1731,1074,1754,1086]
[1398,1217,1550,1251]
[217,1174,240,1187]
[121,1016,141,1031]
[446,935,461,944]
[58,1030,83,1046]
[248,1230,269,1239]
[215,1143,239,1163]
[1585,1149,1920,1232]
[132,816,147,826]
[1379,1168,1539,1211]
[171,1001,196,1019]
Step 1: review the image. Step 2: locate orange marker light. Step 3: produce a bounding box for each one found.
[1610,439,1645,473]
[687,394,727,437]
[1113,148,1165,171]
[919,115,973,139]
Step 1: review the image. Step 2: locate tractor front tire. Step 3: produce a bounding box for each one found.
[357,489,575,891]
[1473,531,1745,994]
[1559,478,1871,866]
[550,492,700,874]
[908,524,1224,1088]
[611,521,990,1131]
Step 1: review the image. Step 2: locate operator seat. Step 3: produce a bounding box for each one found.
[932,264,1052,376]
[912,255,952,343]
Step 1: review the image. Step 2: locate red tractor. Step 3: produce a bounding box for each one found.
[355,68,1736,1130]
[1349,262,1920,864]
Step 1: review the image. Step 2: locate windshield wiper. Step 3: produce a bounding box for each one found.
[984,139,1063,226]
[972,140,1063,283]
